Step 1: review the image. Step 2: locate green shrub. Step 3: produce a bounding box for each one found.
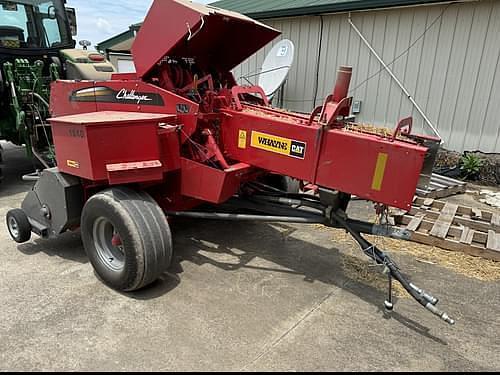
[460,153,483,180]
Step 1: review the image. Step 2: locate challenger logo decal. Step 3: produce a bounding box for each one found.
[116,89,152,104]
[70,86,164,106]
[250,131,306,159]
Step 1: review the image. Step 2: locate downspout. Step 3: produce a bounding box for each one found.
[347,12,442,142]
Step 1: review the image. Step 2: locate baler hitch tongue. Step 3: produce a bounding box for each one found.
[330,211,455,326]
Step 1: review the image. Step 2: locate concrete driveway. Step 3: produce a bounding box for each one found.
[1,143,499,371]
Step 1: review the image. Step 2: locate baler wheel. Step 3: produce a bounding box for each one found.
[6,209,32,243]
[81,187,173,292]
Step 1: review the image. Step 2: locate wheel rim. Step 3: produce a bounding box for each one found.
[92,217,125,272]
[8,216,19,238]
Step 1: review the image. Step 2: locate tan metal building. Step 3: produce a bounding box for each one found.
[98,0,500,153]
[97,23,140,72]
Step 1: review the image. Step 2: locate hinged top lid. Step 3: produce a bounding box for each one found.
[49,111,176,126]
[131,0,281,78]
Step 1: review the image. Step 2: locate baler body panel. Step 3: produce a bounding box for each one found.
[49,111,175,183]
[315,129,427,210]
[50,81,99,117]
[51,80,199,116]
[180,159,252,204]
[221,105,427,210]
[220,107,320,182]
[50,79,200,139]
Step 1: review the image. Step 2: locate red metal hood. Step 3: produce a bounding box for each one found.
[132,0,281,78]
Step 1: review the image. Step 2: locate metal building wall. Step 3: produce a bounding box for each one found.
[107,53,133,69]
[232,0,500,153]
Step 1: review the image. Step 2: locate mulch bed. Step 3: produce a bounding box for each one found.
[434,149,500,186]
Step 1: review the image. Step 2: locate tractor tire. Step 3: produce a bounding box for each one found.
[282,176,301,194]
[6,209,32,243]
[81,187,173,292]
[263,174,301,194]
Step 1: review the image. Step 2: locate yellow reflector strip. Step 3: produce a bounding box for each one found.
[371,153,388,191]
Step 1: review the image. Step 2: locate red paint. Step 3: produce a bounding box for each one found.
[180,158,252,204]
[131,0,280,78]
[49,111,172,182]
[111,235,122,247]
[315,129,427,211]
[88,54,105,62]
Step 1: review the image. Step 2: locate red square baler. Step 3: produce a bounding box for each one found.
[6,0,453,325]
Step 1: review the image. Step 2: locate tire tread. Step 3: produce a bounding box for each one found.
[82,187,172,291]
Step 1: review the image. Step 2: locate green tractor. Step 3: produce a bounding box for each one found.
[0,0,115,179]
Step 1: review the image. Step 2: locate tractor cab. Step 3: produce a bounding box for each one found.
[0,0,75,54]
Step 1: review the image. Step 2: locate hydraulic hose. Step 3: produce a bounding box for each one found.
[32,92,50,108]
[330,210,455,325]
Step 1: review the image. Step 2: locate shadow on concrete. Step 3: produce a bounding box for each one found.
[163,218,447,345]
[0,142,39,199]
[381,309,448,345]
[17,231,88,264]
[128,272,182,300]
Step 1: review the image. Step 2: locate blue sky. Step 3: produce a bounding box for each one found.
[66,0,214,49]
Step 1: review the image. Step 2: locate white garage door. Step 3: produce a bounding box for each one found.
[117,59,136,73]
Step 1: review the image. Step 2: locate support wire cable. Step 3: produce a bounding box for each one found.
[348,3,452,95]
[347,4,452,141]
[274,2,453,115]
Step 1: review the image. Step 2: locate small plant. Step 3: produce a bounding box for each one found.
[460,153,483,180]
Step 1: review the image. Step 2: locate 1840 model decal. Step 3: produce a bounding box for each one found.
[250,131,306,159]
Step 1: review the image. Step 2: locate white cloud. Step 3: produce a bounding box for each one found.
[96,18,113,35]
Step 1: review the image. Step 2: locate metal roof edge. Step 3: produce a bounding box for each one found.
[96,23,141,51]
[217,0,454,19]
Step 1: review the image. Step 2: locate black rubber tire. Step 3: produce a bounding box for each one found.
[81,187,173,292]
[282,176,301,194]
[6,209,32,243]
[263,174,301,194]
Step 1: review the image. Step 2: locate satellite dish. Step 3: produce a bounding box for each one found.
[258,39,295,100]
[79,40,92,50]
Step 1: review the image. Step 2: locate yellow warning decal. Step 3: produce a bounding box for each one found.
[371,153,388,191]
[250,131,306,159]
[238,130,247,149]
[67,160,80,169]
